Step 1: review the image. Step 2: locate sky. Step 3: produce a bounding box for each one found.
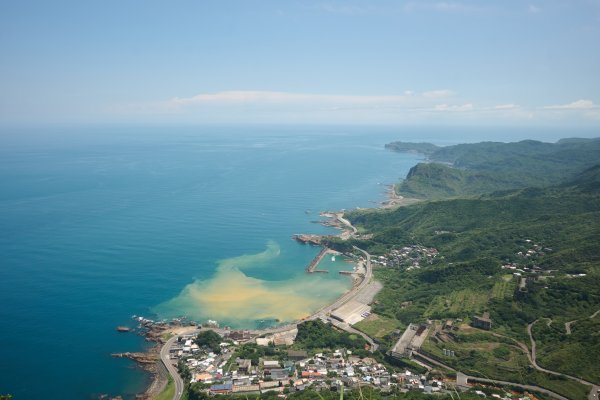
[1,0,600,126]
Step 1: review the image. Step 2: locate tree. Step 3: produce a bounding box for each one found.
[194,330,222,353]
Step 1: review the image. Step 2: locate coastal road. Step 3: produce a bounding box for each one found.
[160,330,198,400]
[320,245,378,352]
[337,213,358,235]
[308,245,373,320]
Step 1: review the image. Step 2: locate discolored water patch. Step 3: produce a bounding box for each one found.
[153,242,351,328]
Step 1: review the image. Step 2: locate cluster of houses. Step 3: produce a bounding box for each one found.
[370,245,438,270]
[166,331,458,397]
[207,349,457,397]
[498,239,559,297]
[516,239,552,259]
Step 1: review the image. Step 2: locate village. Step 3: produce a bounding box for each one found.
[370,244,439,270]
[161,320,545,400]
[107,234,582,400]
[168,325,452,397]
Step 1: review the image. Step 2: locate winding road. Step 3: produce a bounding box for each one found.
[160,330,197,400]
[528,319,599,400]
[413,351,569,400]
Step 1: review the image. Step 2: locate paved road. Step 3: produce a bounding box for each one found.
[329,318,378,352]
[332,246,378,352]
[528,319,599,400]
[337,213,358,234]
[565,309,600,335]
[457,372,569,400]
[160,330,198,400]
[413,351,569,400]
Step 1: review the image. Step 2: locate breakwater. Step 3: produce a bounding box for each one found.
[306,247,334,273]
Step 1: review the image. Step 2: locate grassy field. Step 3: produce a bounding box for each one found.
[156,376,175,400]
[424,288,489,318]
[353,313,401,339]
[491,277,515,300]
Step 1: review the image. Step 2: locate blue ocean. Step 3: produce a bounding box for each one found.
[0,125,590,399]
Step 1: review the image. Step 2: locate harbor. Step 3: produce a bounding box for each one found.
[305,247,339,273]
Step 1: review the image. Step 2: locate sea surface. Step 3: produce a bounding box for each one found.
[0,125,593,399]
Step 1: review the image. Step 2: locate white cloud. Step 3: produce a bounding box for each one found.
[494,103,518,109]
[433,103,474,112]
[423,89,455,98]
[543,99,595,110]
[529,4,541,13]
[166,90,457,108]
[113,91,600,125]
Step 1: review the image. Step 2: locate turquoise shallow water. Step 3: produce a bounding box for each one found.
[0,125,590,399]
[0,126,422,399]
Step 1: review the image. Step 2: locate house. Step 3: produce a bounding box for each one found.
[228,330,251,341]
[209,383,232,394]
[193,372,213,383]
[259,381,280,390]
[269,368,289,381]
[287,350,308,360]
[301,371,323,379]
[232,384,260,394]
[263,360,280,369]
[237,358,252,373]
[472,312,492,330]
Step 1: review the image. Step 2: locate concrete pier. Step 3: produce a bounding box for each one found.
[306,247,330,273]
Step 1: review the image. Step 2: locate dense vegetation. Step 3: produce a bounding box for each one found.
[350,166,600,328]
[335,139,600,394]
[384,141,440,155]
[230,342,282,366]
[386,138,600,199]
[294,320,368,355]
[194,329,222,354]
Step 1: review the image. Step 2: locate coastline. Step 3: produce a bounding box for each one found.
[381,184,421,208]
[111,323,200,399]
[117,180,412,399]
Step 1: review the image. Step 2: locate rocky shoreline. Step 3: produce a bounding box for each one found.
[109,318,190,400]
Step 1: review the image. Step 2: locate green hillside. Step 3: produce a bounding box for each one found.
[326,158,600,391]
[387,138,600,199]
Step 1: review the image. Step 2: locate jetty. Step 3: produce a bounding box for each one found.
[306,247,335,273]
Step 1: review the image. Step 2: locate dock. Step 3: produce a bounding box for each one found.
[306,247,337,273]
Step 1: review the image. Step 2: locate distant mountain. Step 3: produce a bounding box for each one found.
[384,141,440,156]
[386,138,600,199]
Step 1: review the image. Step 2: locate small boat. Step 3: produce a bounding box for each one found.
[331,255,336,262]
[116,326,131,333]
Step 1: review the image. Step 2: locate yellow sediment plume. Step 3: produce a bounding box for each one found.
[154,242,349,324]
